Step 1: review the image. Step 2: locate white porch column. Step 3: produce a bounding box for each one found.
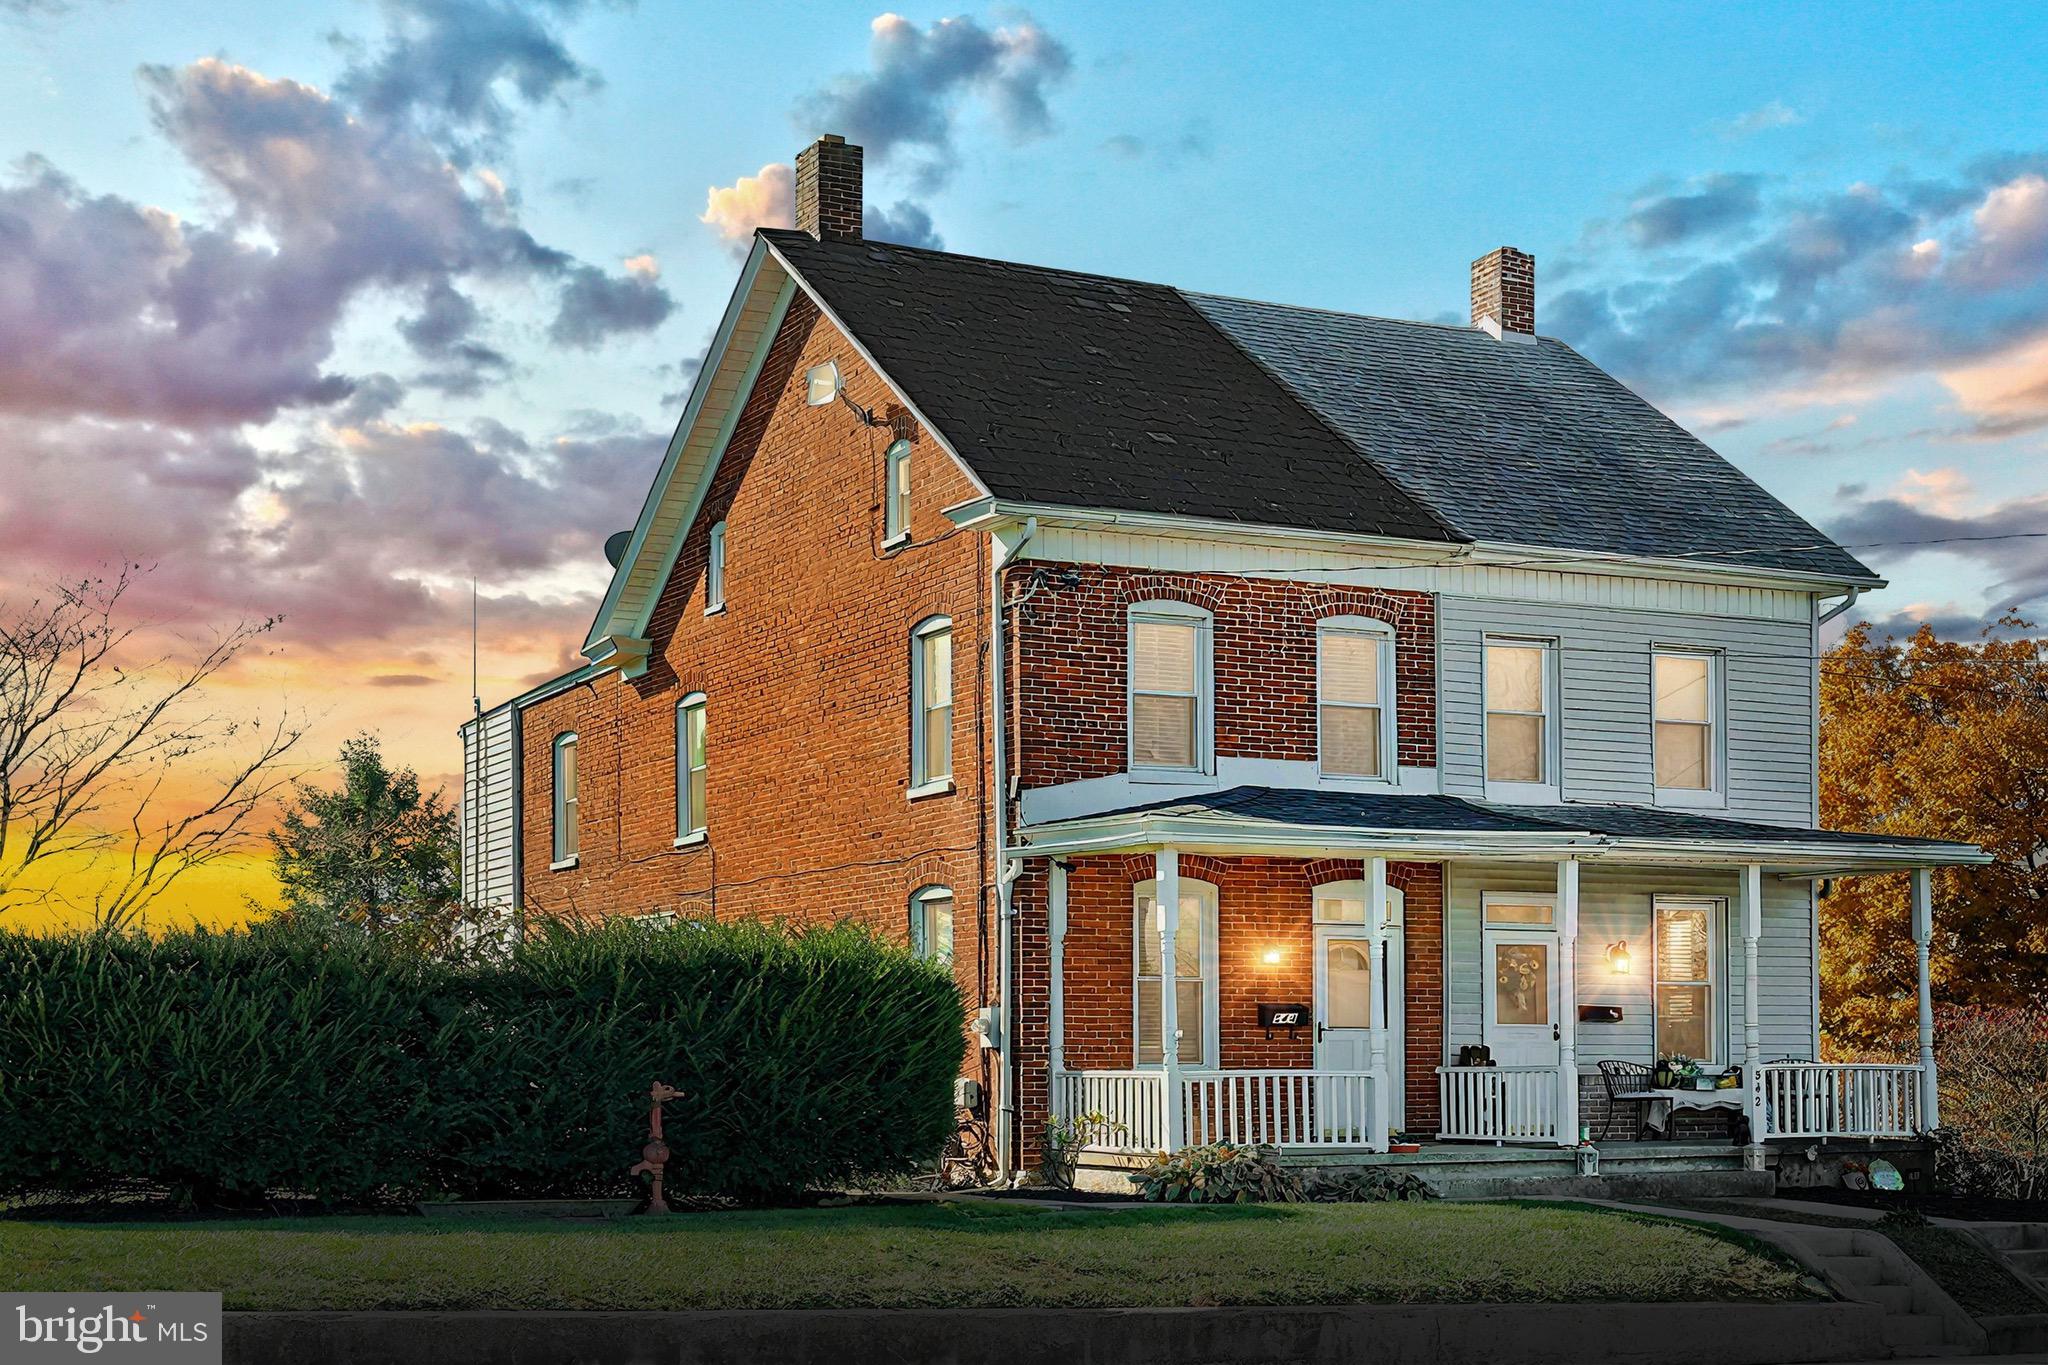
[1047,859,1068,1123]
[1156,848,1186,1150]
[1557,858,1580,1147]
[1366,856,1392,1152]
[1740,863,1765,1158]
[1912,867,1940,1131]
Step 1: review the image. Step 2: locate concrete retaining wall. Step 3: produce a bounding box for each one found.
[228,1302,1889,1365]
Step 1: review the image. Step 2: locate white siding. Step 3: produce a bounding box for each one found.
[1439,596,1817,824]
[1444,861,1816,1069]
[1020,526,1817,623]
[459,704,519,913]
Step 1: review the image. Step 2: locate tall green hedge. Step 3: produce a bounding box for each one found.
[0,918,963,1205]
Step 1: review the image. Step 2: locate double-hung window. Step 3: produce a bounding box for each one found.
[1129,603,1211,777]
[1133,877,1217,1066]
[883,439,911,545]
[909,885,954,964]
[1318,616,1396,779]
[676,694,707,840]
[910,617,953,791]
[1654,898,1718,1061]
[1485,637,1556,797]
[1653,649,1719,802]
[550,732,578,866]
[705,521,727,613]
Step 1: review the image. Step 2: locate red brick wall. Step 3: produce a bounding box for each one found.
[1008,565,1435,790]
[1013,854,1444,1162]
[517,293,995,1082]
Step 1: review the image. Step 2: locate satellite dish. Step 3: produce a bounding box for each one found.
[604,530,633,567]
[805,360,842,407]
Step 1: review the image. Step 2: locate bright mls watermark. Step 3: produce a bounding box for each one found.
[8,1294,220,1362]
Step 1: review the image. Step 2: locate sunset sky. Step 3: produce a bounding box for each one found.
[5,1,2046,927]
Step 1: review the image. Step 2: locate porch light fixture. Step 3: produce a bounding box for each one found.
[1261,947,1284,966]
[1606,940,1631,975]
[803,359,881,428]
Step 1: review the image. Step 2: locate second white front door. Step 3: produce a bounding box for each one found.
[1313,923,1405,1126]
[1482,928,1560,1068]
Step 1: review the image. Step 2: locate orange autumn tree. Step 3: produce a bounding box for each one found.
[1819,619,2048,1053]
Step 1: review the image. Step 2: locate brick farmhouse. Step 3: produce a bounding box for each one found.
[462,136,1986,1188]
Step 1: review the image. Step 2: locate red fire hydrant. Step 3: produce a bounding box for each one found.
[629,1081,682,1214]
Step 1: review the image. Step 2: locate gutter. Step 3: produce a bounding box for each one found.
[1009,815,1992,870]
[940,498,1882,596]
[989,514,1036,1184]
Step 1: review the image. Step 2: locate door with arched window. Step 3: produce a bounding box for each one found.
[1311,881,1405,1127]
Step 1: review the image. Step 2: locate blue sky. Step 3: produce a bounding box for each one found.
[3,0,2045,804]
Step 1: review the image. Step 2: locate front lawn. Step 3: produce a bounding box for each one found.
[1,1200,1815,1310]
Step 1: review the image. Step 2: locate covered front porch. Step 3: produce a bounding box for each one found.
[1014,787,1987,1170]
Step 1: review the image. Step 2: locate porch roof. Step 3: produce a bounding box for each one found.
[1012,786,1991,874]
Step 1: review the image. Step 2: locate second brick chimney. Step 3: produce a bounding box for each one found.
[1470,246,1535,340]
[796,134,863,241]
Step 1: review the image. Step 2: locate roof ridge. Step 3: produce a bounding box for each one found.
[759,226,1487,340]
[1186,288,1535,341]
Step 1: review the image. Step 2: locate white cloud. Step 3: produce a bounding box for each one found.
[700,162,793,249]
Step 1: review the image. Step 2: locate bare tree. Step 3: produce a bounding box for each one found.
[0,565,305,930]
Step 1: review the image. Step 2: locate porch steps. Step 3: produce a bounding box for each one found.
[1312,1141,1771,1201]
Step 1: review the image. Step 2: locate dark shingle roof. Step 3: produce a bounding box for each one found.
[763,228,1873,581]
[762,230,1456,543]
[1189,297,1874,580]
[1065,786,1972,851]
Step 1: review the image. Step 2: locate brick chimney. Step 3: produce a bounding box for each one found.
[795,134,862,241]
[1470,246,1535,340]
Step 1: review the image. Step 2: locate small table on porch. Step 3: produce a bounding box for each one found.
[1616,1086,1748,1143]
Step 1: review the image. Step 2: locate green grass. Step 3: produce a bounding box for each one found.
[0,1201,1816,1311]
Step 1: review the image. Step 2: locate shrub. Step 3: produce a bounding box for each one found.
[1300,1165,1439,1203]
[0,916,962,1206]
[1934,1005,2048,1200]
[1130,1143,1302,1204]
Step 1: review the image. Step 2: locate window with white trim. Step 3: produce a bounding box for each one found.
[1654,897,1718,1061]
[911,616,952,789]
[1318,616,1396,779]
[909,885,954,964]
[1129,602,1211,776]
[676,694,707,839]
[550,732,578,865]
[1653,648,1719,799]
[1485,638,1556,793]
[1133,876,1218,1066]
[705,521,727,612]
[883,439,911,544]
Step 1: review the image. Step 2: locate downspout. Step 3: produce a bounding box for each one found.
[991,514,1037,1182]
[1816,586,1861,625]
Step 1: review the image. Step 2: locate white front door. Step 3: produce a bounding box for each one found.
[1314,923,1405,1125]
[1482,928,1559,1068]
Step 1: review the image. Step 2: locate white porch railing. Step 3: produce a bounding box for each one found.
[1182,1070,1380,1150]
[1054,1070,1168,1153]
[1436,1065,1563,1144]
[1754,1063,1924,1140]
[1054,1069,1385,1153]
